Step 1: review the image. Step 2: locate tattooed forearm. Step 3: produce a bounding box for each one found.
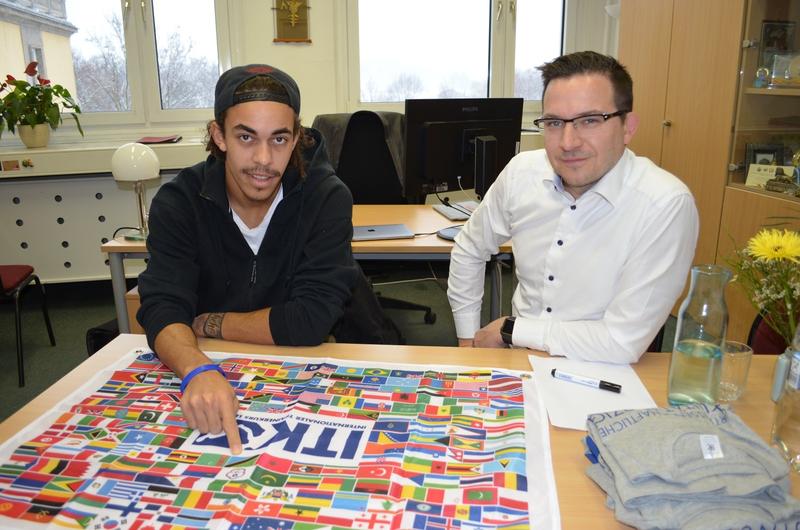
[203,312,225,339]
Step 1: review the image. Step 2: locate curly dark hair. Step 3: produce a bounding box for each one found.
[538,51,633,113]
[205,76,313,177]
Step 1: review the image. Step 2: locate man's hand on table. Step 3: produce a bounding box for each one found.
[181,369,242,455]
[472,317,507,348]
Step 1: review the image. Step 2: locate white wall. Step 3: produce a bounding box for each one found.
[228,2,342,126]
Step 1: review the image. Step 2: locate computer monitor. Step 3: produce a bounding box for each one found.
[404,98,523,203]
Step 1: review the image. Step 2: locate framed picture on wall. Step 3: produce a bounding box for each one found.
[745,143,785,175]
[759,20,796,68]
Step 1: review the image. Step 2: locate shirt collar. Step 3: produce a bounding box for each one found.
[542,148,631,207]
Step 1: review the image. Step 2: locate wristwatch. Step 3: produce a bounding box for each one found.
[500,316,516,346]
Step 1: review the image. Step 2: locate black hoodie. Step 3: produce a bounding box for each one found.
[137,128,358,348]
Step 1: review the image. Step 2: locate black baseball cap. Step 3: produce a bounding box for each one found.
[214,64,301,122]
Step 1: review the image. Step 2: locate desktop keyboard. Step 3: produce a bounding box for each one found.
[432,200,479,221]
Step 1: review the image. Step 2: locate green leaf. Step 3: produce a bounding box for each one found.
[46,106,60,128]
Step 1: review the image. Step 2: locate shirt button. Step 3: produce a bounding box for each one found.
[557,240,563,246]
[570,205,576,210]
[548,275,554,281]
[546,307,552,313]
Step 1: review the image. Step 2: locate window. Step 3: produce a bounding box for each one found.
[0,0,230,136]
[358,0,491,102]
[352,0,564,106]
[513,1,564,100]
[347,0,619,118]
[152,0,219,110]
[65,0,131,112]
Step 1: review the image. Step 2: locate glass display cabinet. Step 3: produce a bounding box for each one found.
[729,0,800,195]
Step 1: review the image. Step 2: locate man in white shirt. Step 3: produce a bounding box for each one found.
[447,51,699,363]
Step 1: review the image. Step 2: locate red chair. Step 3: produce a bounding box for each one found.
[747,313,788,355]
[0,265,55,386]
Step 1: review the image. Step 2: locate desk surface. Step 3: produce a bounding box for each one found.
[101,204,512,255]
[0,335,789,529]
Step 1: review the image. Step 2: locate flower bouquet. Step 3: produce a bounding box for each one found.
[729,228,800,345]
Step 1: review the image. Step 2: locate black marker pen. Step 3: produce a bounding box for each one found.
[551,368,622,393]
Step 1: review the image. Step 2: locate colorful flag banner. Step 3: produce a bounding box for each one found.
[0,348,560,529]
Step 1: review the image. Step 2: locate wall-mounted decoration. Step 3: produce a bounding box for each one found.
[273,0,311,43]
[759,20,795,69]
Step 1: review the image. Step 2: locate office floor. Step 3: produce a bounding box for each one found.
[0,263,674,422]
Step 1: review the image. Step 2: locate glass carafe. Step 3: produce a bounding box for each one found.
[667,264,732,405]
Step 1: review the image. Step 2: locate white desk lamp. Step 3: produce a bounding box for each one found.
[111,142,161,241]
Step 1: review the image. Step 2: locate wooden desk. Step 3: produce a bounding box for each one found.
[102,204,513,333]
[0,335,790,529]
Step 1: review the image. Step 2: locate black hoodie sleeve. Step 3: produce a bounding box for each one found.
[268,180,358,346]
[136,171,202,349]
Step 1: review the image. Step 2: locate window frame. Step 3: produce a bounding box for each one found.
[338,0,619,124]
[55,0,231,135]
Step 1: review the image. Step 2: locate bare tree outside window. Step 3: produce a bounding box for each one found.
[71,14,130,112]
[65,0,218,113]
[152,0,218,110]
[155,33,218,110]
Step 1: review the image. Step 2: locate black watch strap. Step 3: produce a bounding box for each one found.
[500,316,516,345]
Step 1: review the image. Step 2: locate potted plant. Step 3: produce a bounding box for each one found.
[0,61,83,148]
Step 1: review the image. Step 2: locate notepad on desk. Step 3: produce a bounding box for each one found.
[432,200,479,221]
[529,355,656,430]
[352,224,415,241]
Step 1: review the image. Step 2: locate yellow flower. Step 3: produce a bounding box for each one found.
[747,229,800,262]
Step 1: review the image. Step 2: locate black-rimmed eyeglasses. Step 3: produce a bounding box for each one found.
[533,110,630,133]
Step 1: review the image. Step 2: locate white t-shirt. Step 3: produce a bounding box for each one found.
[447,148,699,364]
[230,186,284,255]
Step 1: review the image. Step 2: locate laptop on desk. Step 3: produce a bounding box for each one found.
[352,224,415,241]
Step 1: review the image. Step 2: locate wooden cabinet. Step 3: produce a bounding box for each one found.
[622,0,800,343]
[717,185,800,341]
[720,0,800,343]
[619,0,745,266]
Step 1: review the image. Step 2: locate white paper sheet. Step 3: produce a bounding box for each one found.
[528,355,657,430]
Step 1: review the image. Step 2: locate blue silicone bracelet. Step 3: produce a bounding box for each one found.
[180,364,225,394]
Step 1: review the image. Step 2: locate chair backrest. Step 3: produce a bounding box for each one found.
[747,313,788,354]
[337,111,406,204]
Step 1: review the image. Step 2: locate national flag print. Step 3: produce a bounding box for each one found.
[493,471,527,491]
[444,503,482,522]
[463,487,498,505]
[279,503,320,521]
[175,488,213,509]
[164,450,199,464]
[318,475,356,492]
[0,354,542,529]
[285,473,323,488]
[0,498,29,518]
[331,491,369,512]
[240,500,282,517]
[294,489,334,508]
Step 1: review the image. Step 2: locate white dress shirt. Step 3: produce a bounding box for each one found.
[447,148,699,364]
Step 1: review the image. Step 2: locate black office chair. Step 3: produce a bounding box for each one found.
[648,323,666,352]
[318,110,436,324]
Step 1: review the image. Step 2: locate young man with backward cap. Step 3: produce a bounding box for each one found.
[137,64,360,454]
